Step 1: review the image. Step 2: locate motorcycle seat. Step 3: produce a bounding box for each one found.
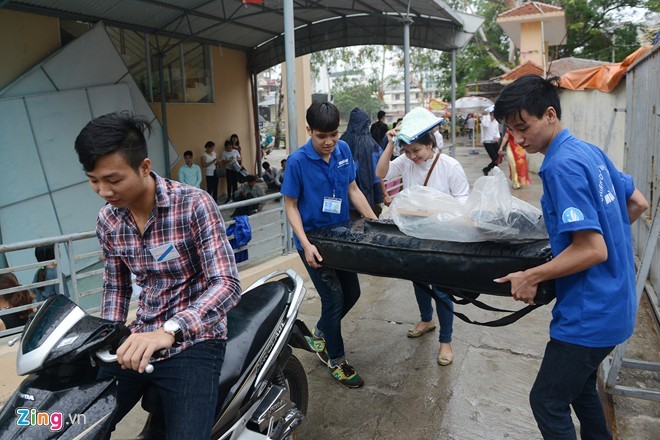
[217,279,289,408]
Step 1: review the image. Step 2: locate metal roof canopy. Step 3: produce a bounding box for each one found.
[7,0,483,74]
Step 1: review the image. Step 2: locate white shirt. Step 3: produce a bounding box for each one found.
[202,151,217,176]
[480,116,501,143]
[221,150,241,171]
[384,152,470,203]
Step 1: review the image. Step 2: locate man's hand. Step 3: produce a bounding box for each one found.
[494,270,538,305]
[116,329,175,373]
[302,243,323,269]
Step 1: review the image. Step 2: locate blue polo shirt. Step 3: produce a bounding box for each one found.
[539,129,636,347]
[281,139,356,250]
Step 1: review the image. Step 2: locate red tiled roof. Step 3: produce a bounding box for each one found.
[498,2,563,19]
[498,60,544,82]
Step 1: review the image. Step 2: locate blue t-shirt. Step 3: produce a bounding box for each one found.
[281,139,356,250]
[539,129,636,347]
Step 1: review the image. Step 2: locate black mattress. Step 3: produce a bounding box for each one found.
[306,218,555,305]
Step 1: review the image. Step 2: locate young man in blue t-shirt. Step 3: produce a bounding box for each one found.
[282,101,377,388]
[493,75,649,439]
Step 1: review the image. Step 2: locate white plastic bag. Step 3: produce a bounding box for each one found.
[389,168,547,242]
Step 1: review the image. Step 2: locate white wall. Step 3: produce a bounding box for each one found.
[526,84,626,173]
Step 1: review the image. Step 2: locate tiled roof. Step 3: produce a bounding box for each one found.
[498,2,563,19]
[547,57,607,76]
[497,60,544,82]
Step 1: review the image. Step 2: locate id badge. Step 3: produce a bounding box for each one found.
[322,197,342,214]
[149,243,181,263]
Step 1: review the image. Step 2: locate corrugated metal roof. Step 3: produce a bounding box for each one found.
[6,0,484,73]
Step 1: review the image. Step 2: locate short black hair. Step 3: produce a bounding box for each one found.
[281,158,287,165]
[224,140,232,148]
[246,174,257,183]
[377,110,386,120]
[204,141,215,149]
[262,161,271,170]
[494,74,562,124]
[74,112,151,172]
[184,150,193,158]
[306,101,339,132]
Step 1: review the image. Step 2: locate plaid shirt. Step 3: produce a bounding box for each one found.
[96,172,241,360]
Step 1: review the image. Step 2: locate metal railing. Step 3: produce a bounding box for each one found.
[0,192,293,339]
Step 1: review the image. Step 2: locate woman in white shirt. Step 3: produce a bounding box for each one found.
[376,109,469,367]
[201,141,218,201]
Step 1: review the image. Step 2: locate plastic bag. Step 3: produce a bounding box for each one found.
[389,167,547,242]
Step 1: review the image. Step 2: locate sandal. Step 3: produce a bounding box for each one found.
[407,321,436,338]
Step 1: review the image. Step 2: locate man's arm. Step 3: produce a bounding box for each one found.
[627,188,649,223]
[284,196,323,268]
[178,167,185,184]
[494,229,607,304]
[348,181,377,220]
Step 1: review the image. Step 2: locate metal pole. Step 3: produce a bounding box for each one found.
[403,18,411,114]
[450,49,457,158]
[157,52,171,178]
[283,0,298,152]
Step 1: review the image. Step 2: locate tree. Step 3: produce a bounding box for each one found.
[332,83,382,121]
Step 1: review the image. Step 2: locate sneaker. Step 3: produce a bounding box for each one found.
[328,361,364,388]
[304,331,329,365]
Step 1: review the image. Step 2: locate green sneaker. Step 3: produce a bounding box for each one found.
[304,330,329,365]
[328,361,364,388]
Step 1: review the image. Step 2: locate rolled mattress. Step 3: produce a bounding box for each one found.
[306,218,555,305]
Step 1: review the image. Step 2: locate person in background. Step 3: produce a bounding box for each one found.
[178,150,202,188]
[0,273,34,331]
[74,111,241,439]
[232,175,266,216]
[376,107,469,367]
[230,133,241,154]
[221,140,241,201]
[498,128,531,190]
[282,101,377,388]
[465,113,476,141]
[341,107,389,217]
[201,141,218,200]
[370,110,389,144]
[493,74,649,439]
[276,158,287,187]
[480,110,502,176]
[32,244,70,302]
[261,161,281,191]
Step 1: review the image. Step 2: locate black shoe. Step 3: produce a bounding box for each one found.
[482,167,489,176]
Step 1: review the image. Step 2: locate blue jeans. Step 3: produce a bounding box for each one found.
[530,338,614,440]
[413,283,453,343]
[299,251,361,363]
[99,340,226,439]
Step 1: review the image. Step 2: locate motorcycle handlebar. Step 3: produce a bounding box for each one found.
[95,347,154,374]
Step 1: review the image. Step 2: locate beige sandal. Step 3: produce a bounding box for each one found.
[407,321,437,338]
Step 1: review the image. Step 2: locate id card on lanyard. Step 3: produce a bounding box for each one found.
[322,156,343,214]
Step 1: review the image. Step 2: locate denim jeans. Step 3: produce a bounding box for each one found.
[299,251,361,363]
[99,340,226,439]
[530,338,614,440]
[413,283,454,343]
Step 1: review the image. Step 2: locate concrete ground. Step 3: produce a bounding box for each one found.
[1,140,658,439]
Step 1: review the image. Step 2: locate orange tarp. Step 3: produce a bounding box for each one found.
[560,46,652,92]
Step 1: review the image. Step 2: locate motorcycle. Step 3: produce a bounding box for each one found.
[0,269,315,439]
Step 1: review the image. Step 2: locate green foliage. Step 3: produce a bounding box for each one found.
[332,83,382,121]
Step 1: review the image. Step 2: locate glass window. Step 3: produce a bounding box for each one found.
[107,26,214,104]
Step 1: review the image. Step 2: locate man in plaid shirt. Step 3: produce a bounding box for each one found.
[74,112,242,439]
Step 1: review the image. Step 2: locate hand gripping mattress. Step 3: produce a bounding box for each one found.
[306,218,555,305]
